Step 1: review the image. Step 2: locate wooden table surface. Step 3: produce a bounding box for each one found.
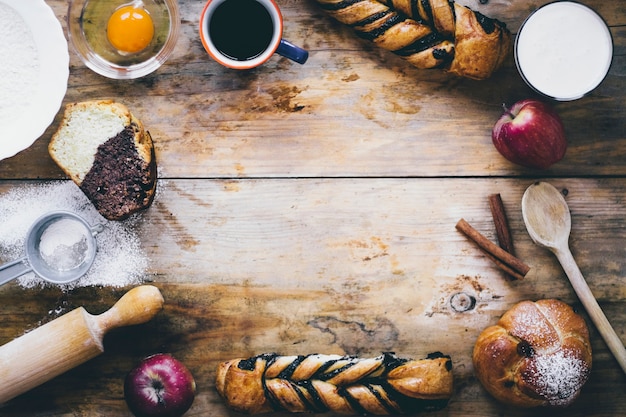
[1,0,625,416]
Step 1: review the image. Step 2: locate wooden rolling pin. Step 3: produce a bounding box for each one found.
[0,285,164,404]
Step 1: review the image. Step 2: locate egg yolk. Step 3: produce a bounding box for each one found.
[107,5,154,54]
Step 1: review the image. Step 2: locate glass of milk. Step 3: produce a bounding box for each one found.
[515,1,613,101]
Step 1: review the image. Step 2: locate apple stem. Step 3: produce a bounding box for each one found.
[502,103,514,119]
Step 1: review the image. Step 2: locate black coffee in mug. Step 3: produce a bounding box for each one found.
[209,0,274,61]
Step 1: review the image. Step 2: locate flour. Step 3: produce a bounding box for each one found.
[0,3,40,127]
[39,218,90,272]
[0,181,150,289]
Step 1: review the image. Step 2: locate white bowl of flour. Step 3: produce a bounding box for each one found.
[0,0,69,161]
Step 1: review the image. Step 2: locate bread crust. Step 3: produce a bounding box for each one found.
[472,299,592,408]
[447,4,512,79]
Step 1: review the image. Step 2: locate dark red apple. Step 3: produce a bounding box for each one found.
[492,99,567,169]
[124,353,196,417]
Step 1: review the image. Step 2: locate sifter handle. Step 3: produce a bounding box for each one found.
[0,257,32,285]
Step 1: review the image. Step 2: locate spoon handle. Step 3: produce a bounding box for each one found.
[555,247,626,374]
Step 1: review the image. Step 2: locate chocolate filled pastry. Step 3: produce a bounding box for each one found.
[472,299,592,407]
[314,0,511,80]
[216,352,453,414]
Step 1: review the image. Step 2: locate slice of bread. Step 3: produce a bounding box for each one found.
[49,100,157,220]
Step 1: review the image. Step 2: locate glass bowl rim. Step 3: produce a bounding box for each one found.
[67,0,180,79]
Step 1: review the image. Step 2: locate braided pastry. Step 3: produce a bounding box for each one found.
[216,352,453,414]
[315,0,511,80]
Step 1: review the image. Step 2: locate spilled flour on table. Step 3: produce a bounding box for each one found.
[0,181,148,289]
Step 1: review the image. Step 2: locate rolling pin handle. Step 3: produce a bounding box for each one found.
[94,285,165,333]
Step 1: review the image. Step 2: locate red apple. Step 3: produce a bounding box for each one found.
[492,99,567,169]
[124,353,196,417]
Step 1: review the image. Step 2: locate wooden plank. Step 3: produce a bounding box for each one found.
[0,1,624,179]
[0,0,625,415]
[0,177,625,415]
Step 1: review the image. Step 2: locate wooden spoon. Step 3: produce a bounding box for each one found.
[522,181,626,374]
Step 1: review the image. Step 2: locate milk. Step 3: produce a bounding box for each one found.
[515,1,613,101]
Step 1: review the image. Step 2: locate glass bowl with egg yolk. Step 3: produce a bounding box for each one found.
[68,0,179,79]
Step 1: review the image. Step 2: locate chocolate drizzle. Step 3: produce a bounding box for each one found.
[473,10,508,34]
[353,10,394,28]
[317,0,363,11]
[357,12,405,41]
[394,31,448,56]
[420,0,434,24]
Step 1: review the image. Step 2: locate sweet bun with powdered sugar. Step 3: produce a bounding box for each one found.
[472,299,592,408]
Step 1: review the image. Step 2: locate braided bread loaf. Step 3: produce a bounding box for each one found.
[216,352,453,414]
[315,0,511,80]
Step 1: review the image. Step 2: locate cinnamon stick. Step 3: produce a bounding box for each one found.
[488,193,514,254]
[456,218,530,280]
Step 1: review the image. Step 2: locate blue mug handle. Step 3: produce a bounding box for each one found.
[276,39,308,65]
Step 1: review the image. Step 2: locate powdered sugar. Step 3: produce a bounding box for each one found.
[510,309,559,346]
[0,181,149,289]
[527,349,589,406]
[0,2,40,127]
